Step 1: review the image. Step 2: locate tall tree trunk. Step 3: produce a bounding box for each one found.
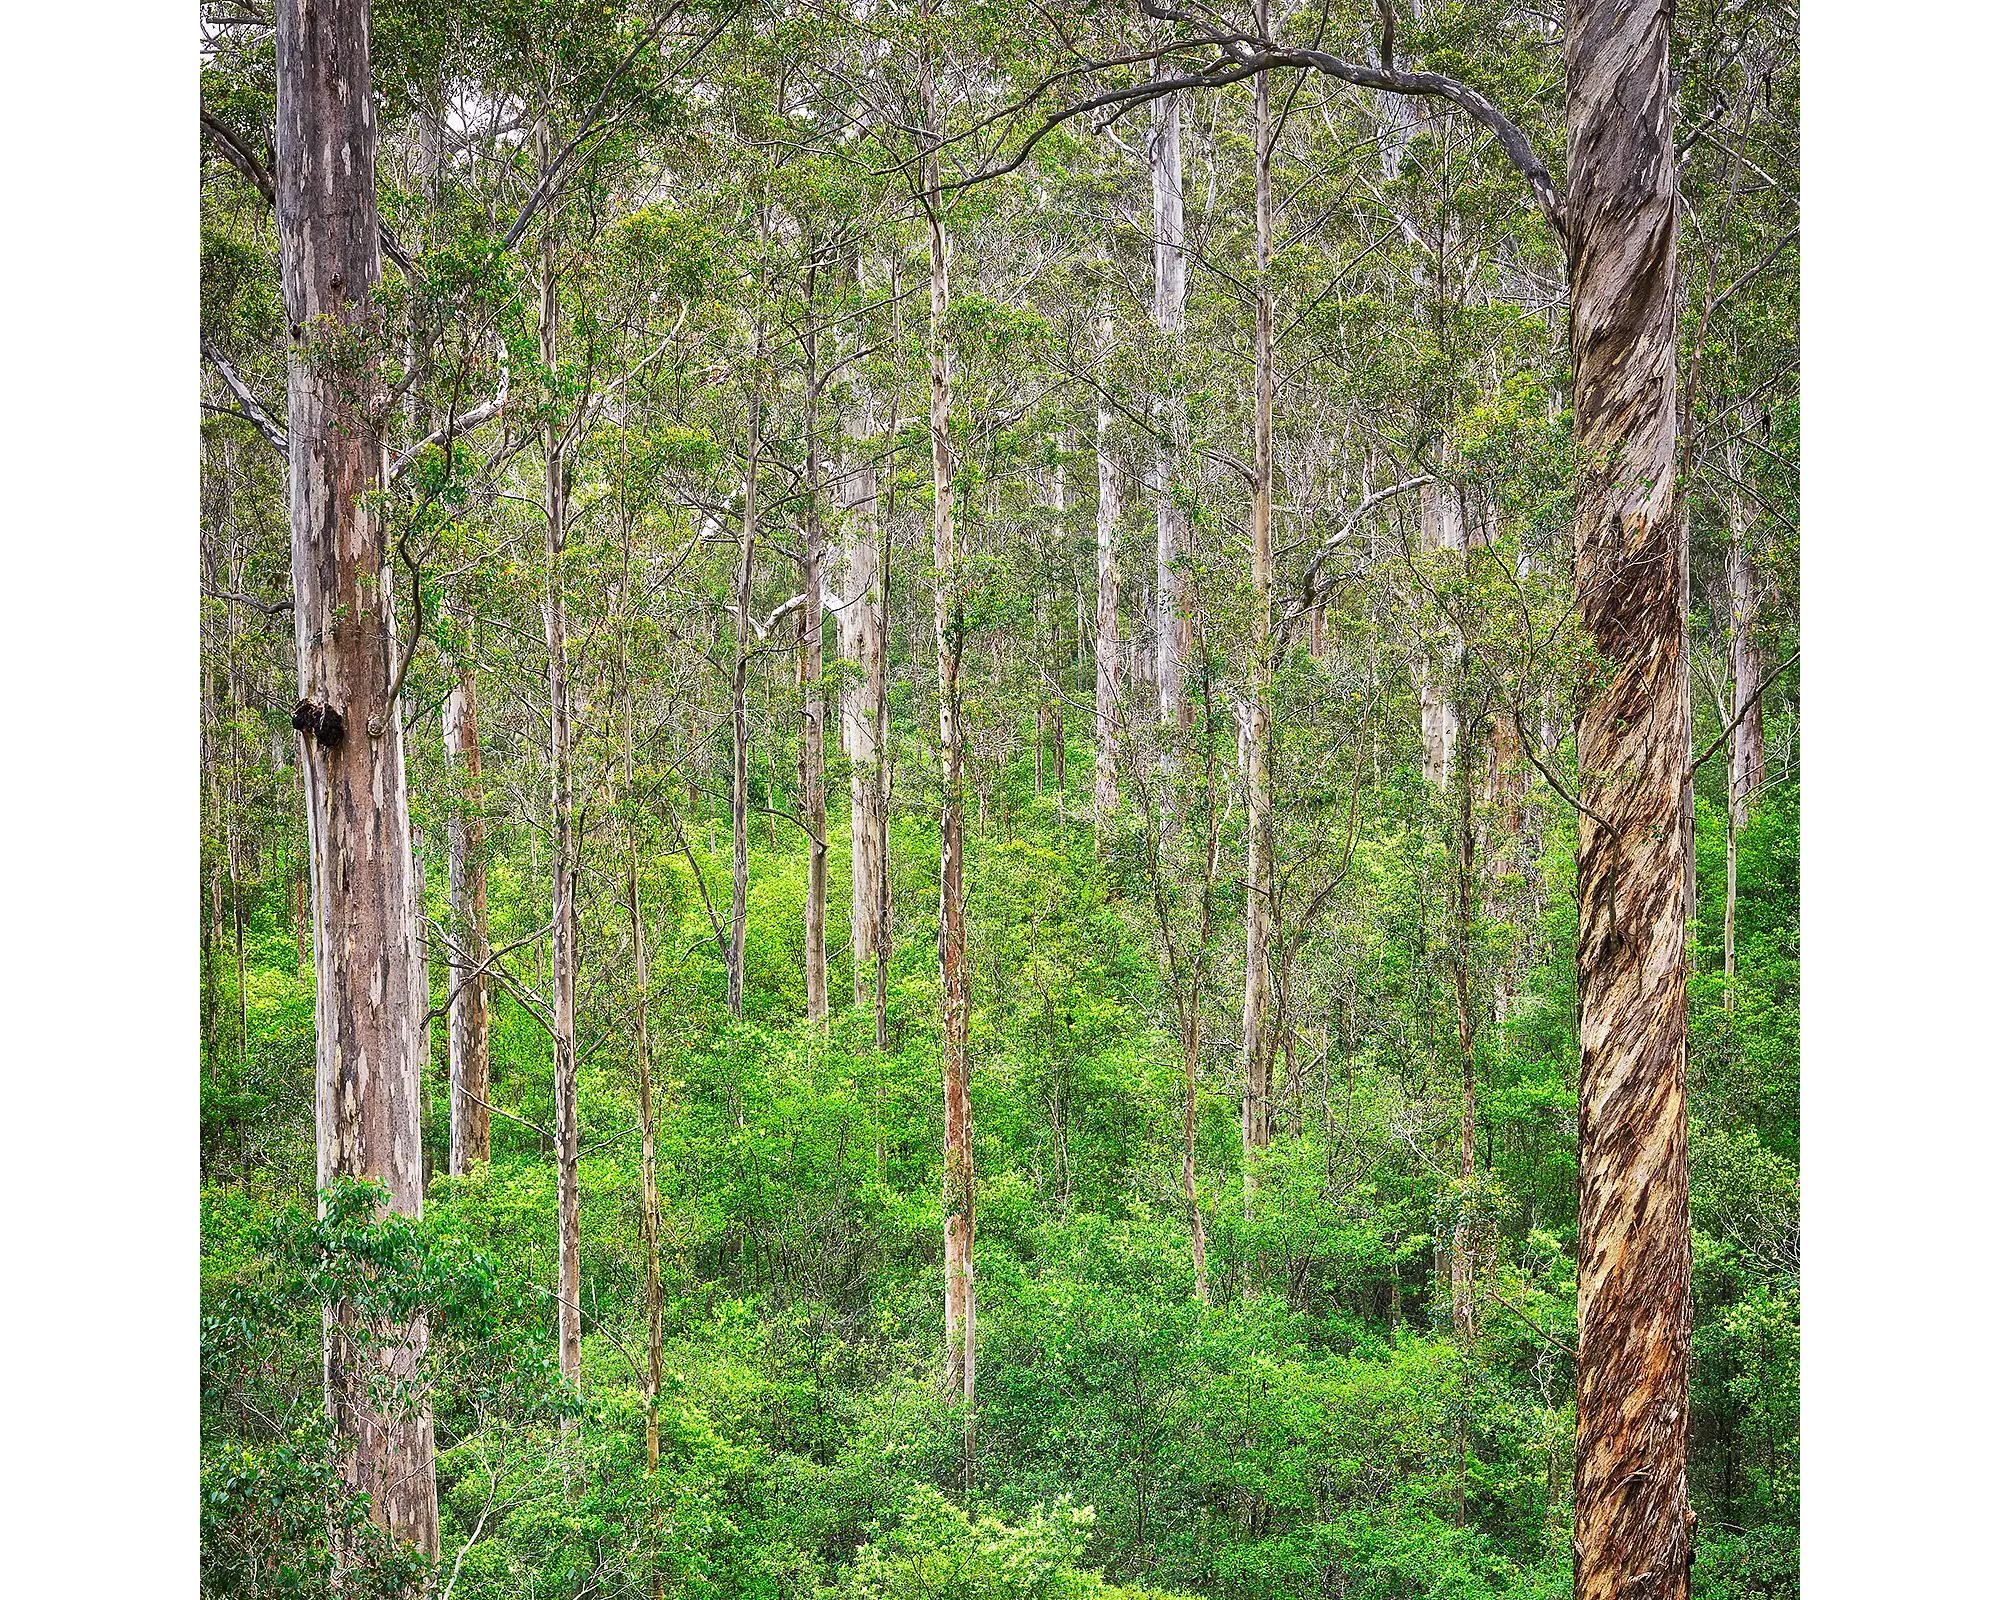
[1094,348,1121,829]
[1419,484,1466,790]
[730,325,761,1024]
[925,69,976,1465]
[1566,3,1694,1595]
[1151,78,1189,751]
[275,0,438,1557]
[538,134,583,1395]
[444,640,491,1175]
[1723,433,1763,1011]
[1241,49,1276,1206]
[1450,710,1480,1524]
[617,532,666,1486]
[839,402,886,1007]
[876,381,897,1055]
[800,275,830,1025]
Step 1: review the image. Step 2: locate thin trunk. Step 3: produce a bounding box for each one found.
[1094,348,1121,828]
[444,641,491,1174]
[276,0,437,1556]
[1450,715,1479,1525]
[1567,3,1694,1594]
[1419,484,1465,790]
[925,64,976,1467]
[730,324,761,1023]
[839,399,886,1008]
[538,128,583,1396]
[801,279,829,1026]
[1723,435,1762,1011]
[1151,74,1188,761]
[619,547,666,1487]
[1241,50,1276,1207]
[876,382,896,1056]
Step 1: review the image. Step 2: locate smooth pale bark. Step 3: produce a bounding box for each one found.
[537,175,584,1395]
[837,405,886,1008]
[275,0,438,1557]
[616,533,666,1484]
[729,327,761,1024]
[1241,54,1276,1198]
[1723,435,1763,1010]
[800,303,830,1026]
[1148,66,1186,739]
[1449,716,1480,1525]
[925,93,976,1453]
[1567,3,1695,1594]
[875,382,897,1055]
[1418,483,1466,790]
[1094,359,1121,828]
[443,650,491,1174]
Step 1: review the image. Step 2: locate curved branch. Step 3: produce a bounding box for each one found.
[200,110,415,277]
[946,5,1567,255]
[200,337,287,454]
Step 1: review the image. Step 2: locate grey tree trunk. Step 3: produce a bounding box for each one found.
[1723,434,1764,1009]
[1419,483,1465,790]
[729,326,761,1024]
[1566,2,1694,1594]
[801,308,830,1026]
[443,648,490,1175]
[1241,51,1276,1200]
[1094,348,1121,829]
[1150,80,1189,751]
[617,533,666,1484]
[925,70,976,1466]
[274,0,439,1558]
[837,404,886,1008]
[536,139,583,1395]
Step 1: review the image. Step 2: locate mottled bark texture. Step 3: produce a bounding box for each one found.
[1241,56,1276,1196]
[926,93,976,1451]
[443,661,491,1175]
[1152,81,1176,752]
[537,156,583,1394]
[730,334,761,1024]
[1722,435,1763,1009]
[275,0,439,1559]
[1566,1,1693,1594]
[838,406,887,1007]
[1418,483,1465,791]
[1094,359,1122,827]
[799,299,830,1025]
[1149,80,1189,744]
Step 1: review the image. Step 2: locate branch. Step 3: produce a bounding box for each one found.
[1489,1288,1577,1362]
[1509,705,1618,834]
[1285,474,1429,639]
[947,6,1567,254]
[200,338,286,454]
[496,7,685,254]
[727,591,810,642]
[1688,649,1798,778]
[199,110,274,204]
[387,362,511,482]
[200,110,414,277]
[203,585,293,617]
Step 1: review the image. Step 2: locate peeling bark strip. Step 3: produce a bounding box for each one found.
[275,0,439,1560]
[1567,1,1693,1596]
